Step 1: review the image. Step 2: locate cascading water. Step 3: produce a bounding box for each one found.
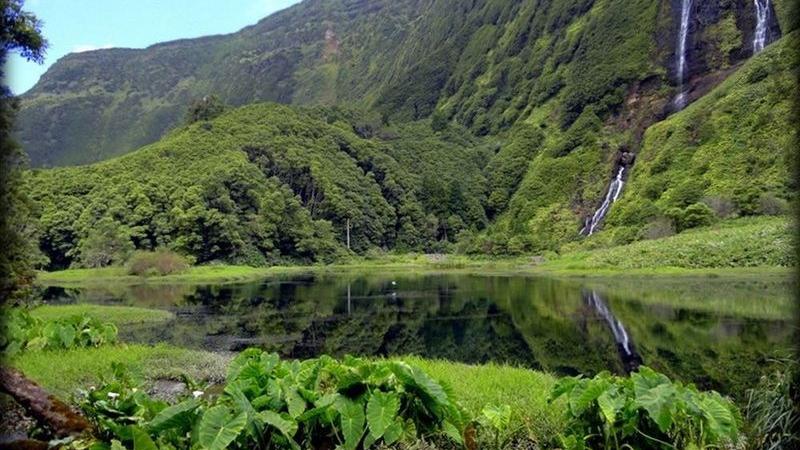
[674,0,693,109]
[581,166,625,236]
[584,291,642,373]
[753,0,770,53]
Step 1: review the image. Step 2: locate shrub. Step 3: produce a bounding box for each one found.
[757,194,788,216]
[75,349,467,450]
[0,308,117,356]
[550,367,741,449]
[642,216,675,240]
[126,250,191,277]
[680,202,716,230]
[702,196,737,219]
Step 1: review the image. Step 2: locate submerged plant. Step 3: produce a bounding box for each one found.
[549,366,741,449]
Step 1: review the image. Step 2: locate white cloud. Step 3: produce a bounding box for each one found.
[71,44,114,53]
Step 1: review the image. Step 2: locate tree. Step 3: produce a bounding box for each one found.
[1,0,47,301]
[185,94,226,124]
[76,217,134,268]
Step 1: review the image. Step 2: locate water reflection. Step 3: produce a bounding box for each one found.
[35,272,793,398]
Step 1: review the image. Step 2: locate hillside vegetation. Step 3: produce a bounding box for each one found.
[18,0,795,167]
[19,1,798,268]
[27,104,489,269]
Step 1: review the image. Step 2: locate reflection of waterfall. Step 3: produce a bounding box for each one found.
[584,290,642,373]
[674,0,693,109]
[581,166,625,236]
[753,0,770,53]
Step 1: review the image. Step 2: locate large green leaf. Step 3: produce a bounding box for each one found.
[699,394,738,440]
[568,379,609,416]
[130,426,158,450]
[634,383,676,432]
[366,391,400,440]
[147,398,200,433]
[335,398,365,450]
[596,388,624,425]
[257,410,297,438]
[198,406,247,450]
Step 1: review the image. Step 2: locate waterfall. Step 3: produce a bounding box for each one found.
[674,0,693,109]
[582,166,625,236]
[753,0,770,53]
[584,291,642,373]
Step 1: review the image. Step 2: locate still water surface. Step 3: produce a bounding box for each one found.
[40,272,793,398]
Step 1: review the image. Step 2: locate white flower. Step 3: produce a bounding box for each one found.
[192,390,204,398]
[107,392,120,399]
[131,388,138,392]
[89,386,96,391]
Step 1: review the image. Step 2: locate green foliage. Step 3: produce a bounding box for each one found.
[0,308,117,356]
[546,217,794,270]
[185,95,226,124]
[76,350,467,449]
[1,0,47,300]
[551,367,741,449]
[76,216,134,268]
[744,358,799,450]
[126,249,190,277]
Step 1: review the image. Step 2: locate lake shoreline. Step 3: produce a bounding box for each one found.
[36,259,793,287]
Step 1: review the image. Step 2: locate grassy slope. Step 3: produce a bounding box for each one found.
[541,216,794,272]
[10,346,565,443]
[605,32,798,239]
[30,305,174,326]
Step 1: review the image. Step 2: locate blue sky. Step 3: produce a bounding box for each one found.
[8,0,302,94]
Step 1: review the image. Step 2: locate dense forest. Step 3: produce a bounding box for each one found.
[12,0,799,269]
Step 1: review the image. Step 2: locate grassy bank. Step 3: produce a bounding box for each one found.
[35,217,794,286]
[30,304,174,326]
[9,344,565,443]
[539,216,794,275]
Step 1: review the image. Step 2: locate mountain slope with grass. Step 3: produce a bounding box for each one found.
[18,0,794,168]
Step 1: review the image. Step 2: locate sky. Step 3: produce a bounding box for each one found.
[8,0,302,94]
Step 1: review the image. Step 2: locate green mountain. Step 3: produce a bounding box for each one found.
[20,0,798,268]
[19,0,794,167]
[27,104,489,268]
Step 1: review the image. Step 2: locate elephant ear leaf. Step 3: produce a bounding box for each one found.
[335,398,365,450]
[198,406,247,450]
[148,398,200,433]
[366,391,400,440]
[130,426,158,450]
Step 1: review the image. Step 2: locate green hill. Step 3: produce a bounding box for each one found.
[18,0,794,167]
[27,104,489,269]
[20,1,798,267]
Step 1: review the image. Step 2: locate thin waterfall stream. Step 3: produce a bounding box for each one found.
[753,0,770,53]
[674,0,693,109]
[581,166,626,236]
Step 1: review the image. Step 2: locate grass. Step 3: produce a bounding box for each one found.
[405,356,566,443]
[541,217,794,273]
[9,345,566,444]
[8,344,231,399]
[30,304,174,326]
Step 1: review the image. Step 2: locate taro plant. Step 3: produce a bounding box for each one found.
[475,404,512,449]
[0,307,118,355]
[550,366,741,449]
[72,349,468,449]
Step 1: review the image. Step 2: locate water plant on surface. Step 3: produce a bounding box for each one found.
[550,366,741,449]
[0,308,118,356]
[72,349,467,449]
